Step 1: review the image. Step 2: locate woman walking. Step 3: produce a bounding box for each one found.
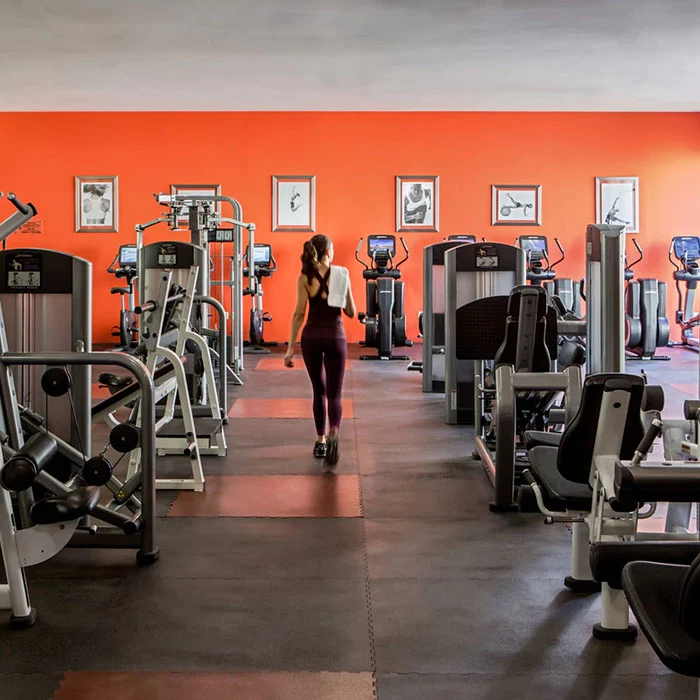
[284,235,356,468]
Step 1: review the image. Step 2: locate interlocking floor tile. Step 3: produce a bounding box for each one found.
[53,671,375,700]
[167,475,362,517]
[229,398,355,419]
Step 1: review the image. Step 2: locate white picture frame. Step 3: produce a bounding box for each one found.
[596,177,639,233]
[396,175,439,232]
[272,175,315,232]
[75,176,118,232]
[491,185,541,226]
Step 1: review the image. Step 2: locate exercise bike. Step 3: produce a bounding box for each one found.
[625,238,670,360]
[669,235,700,352]
[243,243,277,354]
[106,244,138,350]
[355,234,412,361]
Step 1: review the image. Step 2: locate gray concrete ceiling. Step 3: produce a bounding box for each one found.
[1,0,700,111]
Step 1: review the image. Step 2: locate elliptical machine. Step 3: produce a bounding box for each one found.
[243,243,277,354]
[516,235,581,316]
[625,238,670,360]
[356,234,412,361]
[669,236,700,352]
[106,244,138,350]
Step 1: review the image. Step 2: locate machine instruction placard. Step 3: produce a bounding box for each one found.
[6,252,41,289]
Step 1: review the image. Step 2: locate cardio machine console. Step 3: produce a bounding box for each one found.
[367,235,396,258]
[672,236,700,263]
[251,243,272,268]
[118,244,138,268]
[518,236,548,256]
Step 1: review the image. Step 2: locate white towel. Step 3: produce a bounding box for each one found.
[327,265,350,308]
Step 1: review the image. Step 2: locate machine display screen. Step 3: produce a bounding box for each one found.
[8,271,40,288]
[253,244,272,265]
[448,235,477,242]
[519,236,547,253]
[368,235,396,256]
[119,245,138,266]
[673,237,700,261]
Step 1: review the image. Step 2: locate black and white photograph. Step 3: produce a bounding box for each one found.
[273,175,315,232]
[396,175,439,232]
[75,176,118,232]
[491,184,541,226]
[171,184,222,229]
[596,176,639,233]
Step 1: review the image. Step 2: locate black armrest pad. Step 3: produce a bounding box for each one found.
[591,541,700,589]
[615,463,700,504]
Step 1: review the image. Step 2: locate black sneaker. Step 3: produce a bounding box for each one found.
[325,435,339,467]
[313,441,327,458]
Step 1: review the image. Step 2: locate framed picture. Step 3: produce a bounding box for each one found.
[492,185,541,226]
[75,176,118,232]
[272,175,315,232]
[596,177,639,233]
[396,175,439,232]
[171,184,222,230]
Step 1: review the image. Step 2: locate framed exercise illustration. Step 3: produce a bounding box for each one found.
[596,177,639,233]
[75,176,118,233]
[170,183,222,230]
[491,185,541,226]
[272,175,316,232]
[396,175,439,232]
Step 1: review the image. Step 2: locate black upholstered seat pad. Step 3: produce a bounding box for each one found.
[528,446,592,510]
[523,431,562,451]
[623,562,700,677]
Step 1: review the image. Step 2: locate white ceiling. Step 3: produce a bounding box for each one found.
[1,0,700,111]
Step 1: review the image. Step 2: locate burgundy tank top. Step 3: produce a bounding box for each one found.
[303,269,344,338]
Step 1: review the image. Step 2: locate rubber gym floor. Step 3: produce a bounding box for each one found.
[1,345,698,699]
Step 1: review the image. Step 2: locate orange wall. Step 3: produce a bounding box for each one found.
[1,111,699,344]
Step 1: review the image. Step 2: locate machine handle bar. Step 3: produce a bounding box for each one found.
[355,238,368,270]
[549,238,565,269]
[627,238,644,272]
[395,237,409,268]
[134,291,185,315]
[6,192,30,216]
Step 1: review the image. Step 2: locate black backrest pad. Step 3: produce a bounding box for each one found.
[456,293,558,362]
[557,374,646,484]
[494,286,551,372]
[679,552,700,639]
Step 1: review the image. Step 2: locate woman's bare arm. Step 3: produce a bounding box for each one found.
[343,278,356,318]
[285,275,309,365]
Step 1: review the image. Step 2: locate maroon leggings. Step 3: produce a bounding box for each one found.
[301,334,347,435]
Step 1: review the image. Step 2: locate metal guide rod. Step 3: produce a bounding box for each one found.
[585,224,625,374]
[2,351,158,558]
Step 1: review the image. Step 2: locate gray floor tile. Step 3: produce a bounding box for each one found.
[376,672,694,700]
[0,674,64,700]
[366,517,571,580]
[361,474,493,519]
[0,577,371,673]
[29,518,365,581]
[371,577,670,675]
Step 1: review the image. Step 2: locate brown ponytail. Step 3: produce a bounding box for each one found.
[301,234,332,281]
